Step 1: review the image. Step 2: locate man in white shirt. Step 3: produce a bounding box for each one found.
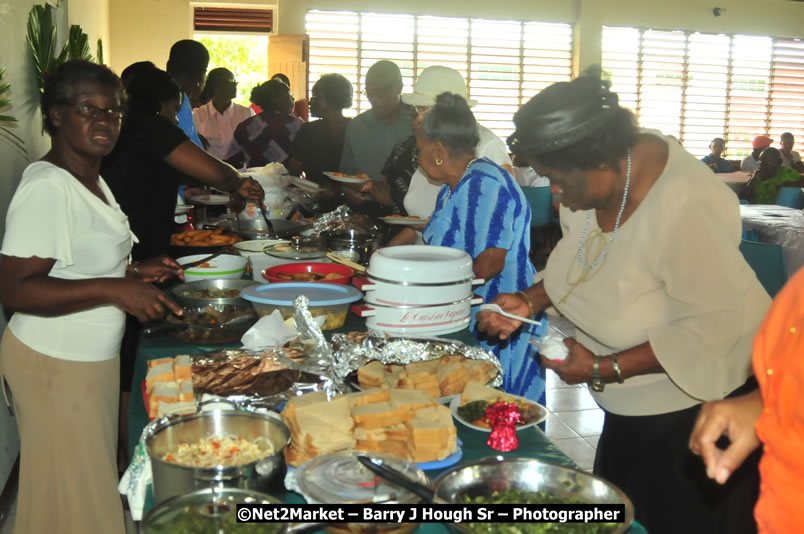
[193,67,254,166]
[779,131,804,173]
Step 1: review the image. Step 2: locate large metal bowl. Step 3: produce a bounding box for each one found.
[145,410,291,505]
[172,279,260,308]
[433,456,634,534]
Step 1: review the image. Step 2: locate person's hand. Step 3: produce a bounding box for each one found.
[475,293,529,340]
[359,180,393,206]
[113,278,184,323]
[236,177,264,202]
[540,338,596,385]
[134,256,184,284]
[343,184,366,206]
[688,391,763,485]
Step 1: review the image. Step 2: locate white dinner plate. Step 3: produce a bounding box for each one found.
[289,176,321,191]
[187,194,230,205]
[449,393,548,432]
[378,216,431,226]
[323,171,371,184]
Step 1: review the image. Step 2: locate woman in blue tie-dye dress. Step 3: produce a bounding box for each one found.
[395,91,546,404]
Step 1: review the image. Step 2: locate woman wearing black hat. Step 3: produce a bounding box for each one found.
[476,70,770,534]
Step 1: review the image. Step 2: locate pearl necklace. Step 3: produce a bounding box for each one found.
[575,148,632,271]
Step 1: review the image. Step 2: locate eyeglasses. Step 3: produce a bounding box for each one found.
[70,104,124,121]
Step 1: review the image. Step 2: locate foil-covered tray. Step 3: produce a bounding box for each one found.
[330,331,503,403]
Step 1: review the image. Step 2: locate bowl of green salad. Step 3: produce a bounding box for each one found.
[432,456,634,534]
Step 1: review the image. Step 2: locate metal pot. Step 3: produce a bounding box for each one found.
[144,410,290,505]
[432,456,634,534]
[352,296,483,336]
[323,229,382,266]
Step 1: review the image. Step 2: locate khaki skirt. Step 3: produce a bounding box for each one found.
[0,329,125,534]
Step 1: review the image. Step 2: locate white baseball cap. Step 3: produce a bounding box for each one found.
[401,66,478,107]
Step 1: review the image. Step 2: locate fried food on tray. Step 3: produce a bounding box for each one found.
[170,227,242,246]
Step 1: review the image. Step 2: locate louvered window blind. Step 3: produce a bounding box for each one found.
[193,7,273,33]
[305,10,573,140]
[602,26,804,159]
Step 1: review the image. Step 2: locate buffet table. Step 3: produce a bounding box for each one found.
[740,204,804,276]
[129,314,647,533]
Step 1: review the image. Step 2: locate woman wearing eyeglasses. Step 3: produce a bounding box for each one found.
[0,61,185,534]
[475,70,770,533]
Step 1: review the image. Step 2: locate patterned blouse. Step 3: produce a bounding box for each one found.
[381,135,418,215]
[423,158,545,403]
[232,111,303,168]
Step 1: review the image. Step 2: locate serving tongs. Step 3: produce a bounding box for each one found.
[357,455,438,503]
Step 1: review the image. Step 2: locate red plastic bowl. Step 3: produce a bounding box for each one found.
[262,262,354,284]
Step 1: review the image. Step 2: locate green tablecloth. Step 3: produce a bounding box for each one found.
[129,315,647,533]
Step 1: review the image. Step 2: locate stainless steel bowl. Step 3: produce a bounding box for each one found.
[145,410,291,505]
[141,487,280,534]
[433,456,634,534]
[172,279,260,308]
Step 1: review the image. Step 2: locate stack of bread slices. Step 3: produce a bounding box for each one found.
[144,355,195,418]
[281,388,458,467]
[357,355,497,399]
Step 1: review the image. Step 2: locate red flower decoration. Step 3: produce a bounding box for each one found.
[485,401,524,452]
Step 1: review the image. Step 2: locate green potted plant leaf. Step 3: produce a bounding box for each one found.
[0,67,27,156]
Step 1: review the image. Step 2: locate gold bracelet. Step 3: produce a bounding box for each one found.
[610,353,625,384]
[516,290,536,317]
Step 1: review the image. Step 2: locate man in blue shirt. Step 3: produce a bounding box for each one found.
[701,137,734,173]
[166,40,209,148]
[340,60,413,182]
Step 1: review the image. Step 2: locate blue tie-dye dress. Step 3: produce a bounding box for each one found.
[423,158,547,404]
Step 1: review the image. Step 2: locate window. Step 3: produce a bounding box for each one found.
[603,27,804,159]
[193,7,273,107]
[306,10,573,140]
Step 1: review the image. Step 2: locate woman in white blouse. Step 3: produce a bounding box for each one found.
[477,72,770,534]
[0,61,184,534]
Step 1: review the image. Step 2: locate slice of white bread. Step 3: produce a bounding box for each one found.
[389,388,438,412]
[149,382,179,418]
[146,363,175,388]
[352,402,415,429]
[173,354,192,382]
[177,380,194,403]
[147,358,174,369]
[460,381,504,406]
[345,388,390,408]
[357,361,385,387]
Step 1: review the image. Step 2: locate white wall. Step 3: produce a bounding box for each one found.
[0,0,110,491]
[110,0,804,79]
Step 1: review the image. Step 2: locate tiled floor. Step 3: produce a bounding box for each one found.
[542,314,604,472]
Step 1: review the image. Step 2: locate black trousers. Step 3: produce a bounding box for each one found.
[594,378,761,534]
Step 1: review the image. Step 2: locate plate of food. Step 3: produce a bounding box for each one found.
[187,194,231,205]
[450,381,548,432]
[378,215,431,226]
[324,171,371,184]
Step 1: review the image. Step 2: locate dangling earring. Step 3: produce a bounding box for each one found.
[436,159,443,166]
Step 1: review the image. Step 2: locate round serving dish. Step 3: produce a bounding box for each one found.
[263,262,354,285]
[353,296,482,337]
[367,245,474,284]
[145,410,290,505]
[171,279,259,308]
[234,238,290,257]
[240,282,362,330]
[178,254,248,283]
[323,229,382,266]
[141,487,280,534]
[433,456,634,534]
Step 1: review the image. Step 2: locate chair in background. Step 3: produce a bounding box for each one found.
[521,186,554,268]
[739,240,788,298]
[774,187,803,209]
